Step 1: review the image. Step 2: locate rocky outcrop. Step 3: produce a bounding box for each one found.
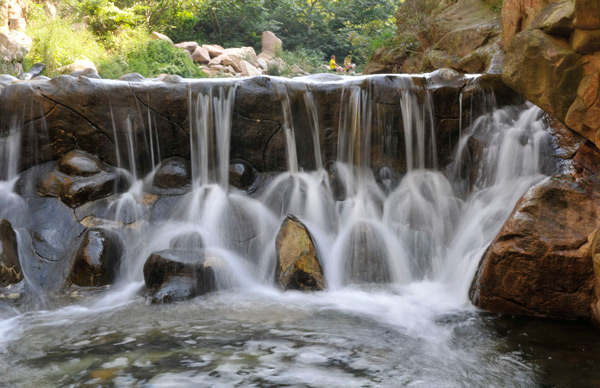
[275,215,325,291]
[69,228,123,286]
[471,173,600,320]
[502,0,600,151]
[501,0,563,49]
[366,0,503,74]
[0,29,32,74]
[0,219,21,287]
[0,74,520,175]
[143,249,218,303]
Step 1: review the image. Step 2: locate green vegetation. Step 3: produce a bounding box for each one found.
[21,0,401,78]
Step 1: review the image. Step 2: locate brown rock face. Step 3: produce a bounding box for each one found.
[574,0,600,30]
[471,174,600,320]
[501,0,561,49]
[275,215,325,291]
[0,219,21,287]
[502,29,583,120]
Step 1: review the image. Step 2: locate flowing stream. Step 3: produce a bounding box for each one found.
[0,75,599,387]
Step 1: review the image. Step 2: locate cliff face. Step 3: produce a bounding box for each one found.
[365,0,504,74]
[0,0,28,30]
[471,0,600,325]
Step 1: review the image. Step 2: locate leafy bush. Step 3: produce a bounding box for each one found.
[101,39,206,78]
[23,19,107,77]
[280,48,327,74]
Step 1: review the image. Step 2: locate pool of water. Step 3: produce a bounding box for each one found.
[2,284,599,388]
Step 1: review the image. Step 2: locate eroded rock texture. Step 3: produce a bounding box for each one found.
[471,174,600,320]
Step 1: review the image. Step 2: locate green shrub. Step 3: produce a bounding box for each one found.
[101,39,206,78]
[24,19,107,77]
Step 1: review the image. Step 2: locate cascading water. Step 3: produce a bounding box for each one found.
[1,75,596,388]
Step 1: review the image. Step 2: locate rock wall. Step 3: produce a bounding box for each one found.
[471,0,600,324]
[0,73,520,176]
[502,0,600,150]
[365,0,504,74]
[0,0,28,31]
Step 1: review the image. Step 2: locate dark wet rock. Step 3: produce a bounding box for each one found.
[143,249,217,303]
[16,159,122,208]
[19,63,45,81]
[69,228,123,286]
[275,215,325,291]
[229,159,257,191]
[169,232,204,251]
[27,197,85,263]
[470,174,600,320]
[149,194,184,224]
[151,276,198,304]
[0,219,22,287]
[151,157,191,194]
[56,149,106,177]
[344,222,391,284]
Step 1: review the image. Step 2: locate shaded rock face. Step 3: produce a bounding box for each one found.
[143,249,217,303]
[367,0,502,74]
[16,150,122,208]
[471,174,600,320]
[151,157,191,194]
[69,228,123,287]
[0,219,21,287]
[501,0,562,49]
[275,215,325,291]
[502,0,600,152]
[0,75,520,177]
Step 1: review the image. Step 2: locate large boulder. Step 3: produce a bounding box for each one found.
[0,219,21,287]
[501,0,561,49]
[174,41,198,53]
[69,228,123,286]
[0,29,32,74]
[192,46,211,64]
[202,44,225,58]
[470,174,600,320]
[151,157,191,194]
[143,249,217,303]
[150,31,173,45]
[574,0,600,30]
[502,29,583,120]
[275,215,325,291]
[261,31,282,56]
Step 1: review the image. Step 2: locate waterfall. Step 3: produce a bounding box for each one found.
[0,76,566,387]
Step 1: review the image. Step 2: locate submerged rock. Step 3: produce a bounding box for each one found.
[57,150,106,177]
[228,159,257,191]
[69,228,123,287]
[275,215,324,291]
[143,249,217,303]
[151,157,191,194]
[169,232,205,251]
[470,174,600,320]
[0,219,22,287]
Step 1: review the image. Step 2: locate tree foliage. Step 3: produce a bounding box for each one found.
[57,0,399,65]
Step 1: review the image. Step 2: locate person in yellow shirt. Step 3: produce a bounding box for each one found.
[330,55,341,72]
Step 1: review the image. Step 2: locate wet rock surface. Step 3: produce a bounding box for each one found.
[470,174,600,320]
[151,157,191,194]
[275,215,324,291]
[0,219,22,287]
[69,228,123,287]
[143,249,216,303]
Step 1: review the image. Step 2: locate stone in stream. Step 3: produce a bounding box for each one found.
[169,232,205,251]
[0,219,22,287]
[275,215,325,291]
[151,157,191,194]
[143,249,217,303]
[470,174,600,320]
[228,159,257,191]
[343,222,391,285]
[56,149,107,177]
[69,228,124,287]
